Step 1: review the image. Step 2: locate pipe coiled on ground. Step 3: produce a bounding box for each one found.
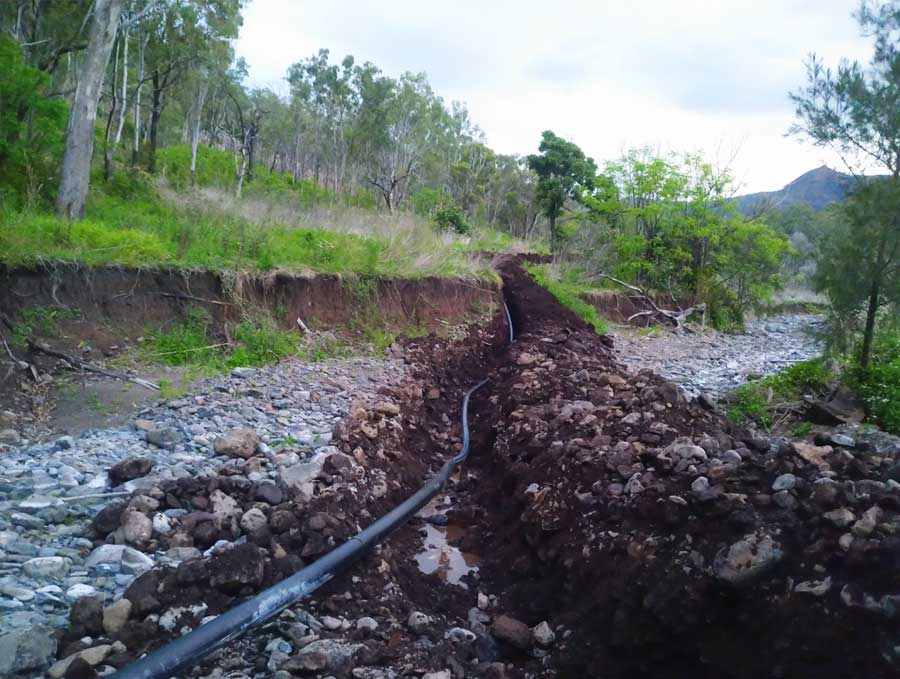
[108,301,514,679]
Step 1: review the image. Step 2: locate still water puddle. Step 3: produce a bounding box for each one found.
[414,523,481,588]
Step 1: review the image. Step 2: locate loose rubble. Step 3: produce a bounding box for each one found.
[612,313,823,398]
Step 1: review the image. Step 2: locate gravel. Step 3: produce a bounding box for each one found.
[611,313,823,399]
[0,355,403,671]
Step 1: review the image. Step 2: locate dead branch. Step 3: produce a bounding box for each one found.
[26,340,159,390]
[597,273,705,328]
[147,291,236,307]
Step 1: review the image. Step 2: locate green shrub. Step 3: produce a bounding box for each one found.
[227,322,298,367]
[851,360,900,434]
[0,37,68,207]
[145,308,219,367]
[11,305,80,345]
[728,358,832,427]
[434,203,472,235]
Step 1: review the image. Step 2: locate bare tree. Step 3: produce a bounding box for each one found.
[56,0,124,219]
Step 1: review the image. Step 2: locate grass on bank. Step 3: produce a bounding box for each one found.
[727,358,832,429]
[525,262,607,334]
[142,306,407,374]
[0,169,526,282]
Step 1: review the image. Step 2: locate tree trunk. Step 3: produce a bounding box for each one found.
[132,31,147,166]
[147,70,162,173]
[103,36,119,181]
[189,70,209,187]
[860,228,889,369]
[56,0,124,219]
[113,26,129,144]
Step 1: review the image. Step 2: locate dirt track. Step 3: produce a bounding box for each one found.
[18,256,900,678]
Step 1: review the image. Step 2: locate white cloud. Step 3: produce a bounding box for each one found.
[236,0,872,192]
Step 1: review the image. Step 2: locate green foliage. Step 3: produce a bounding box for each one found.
[145,307,299,370]
[433,203,472,235]
[844,321,900,434]
[525,263,607,334]
[578,149,792,329]
[791,5,900,368]
[11,304,80,345]
[0,37,67,207]
[145,308,219,367]
[728,358,833,427]
[792,422,814,437]
[227,322,299,368]
[527,131,598,249]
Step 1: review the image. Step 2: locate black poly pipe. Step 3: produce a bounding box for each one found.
[108,302,514,679]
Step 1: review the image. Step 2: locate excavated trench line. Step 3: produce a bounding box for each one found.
[105,312,515,678]
[44,257,900,678]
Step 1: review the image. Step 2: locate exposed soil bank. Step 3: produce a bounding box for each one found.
[0,264,499,442]
[0,264,500,342]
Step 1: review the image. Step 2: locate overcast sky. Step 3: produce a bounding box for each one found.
[236,0,871,193]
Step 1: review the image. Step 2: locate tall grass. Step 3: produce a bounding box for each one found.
[0,183,504,280]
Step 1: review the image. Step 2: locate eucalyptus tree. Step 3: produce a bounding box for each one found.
[56,0,124,219]
[527,130,597,249]
[791,0,900,367]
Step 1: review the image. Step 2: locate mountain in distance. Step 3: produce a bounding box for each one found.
[735,165,859,214]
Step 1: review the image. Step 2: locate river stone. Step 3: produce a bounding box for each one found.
[70,596,103,634]
[91,501,127,536]
[23,556,70,579]
[288,639,364,674]
[772,473,797,492]
[254,480,283,504]
[532,620,556,646]
[122,510,153,545]
[240,507,268,533]
[103,598,132,633]
[214,429,260,459]
[146,427,182,449]
[84,544,154,574]
[824,508,856,528]
[209,543,265,593]
[109,457,154,484]
[0,428,22,445]
[492,615,532,649]
[0,626,57,674]
[713,532,783,585]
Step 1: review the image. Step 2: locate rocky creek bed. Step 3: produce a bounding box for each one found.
[1,259,899,679]
[611,313,824,399]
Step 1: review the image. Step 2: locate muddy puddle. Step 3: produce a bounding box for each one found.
[414,523,481,587]
[414,494,481,587]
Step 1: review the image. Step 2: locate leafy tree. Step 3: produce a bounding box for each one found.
[0,37,67,206]
[790,0,900,367]
[578,149,792,326]
[527,130,597,249]
[814,182,900,357]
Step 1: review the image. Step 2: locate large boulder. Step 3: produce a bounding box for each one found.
[109,457,153,484]
[0,627,57,675]
[214,429,260,458]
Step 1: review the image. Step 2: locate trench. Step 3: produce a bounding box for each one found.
[13,256,900,679]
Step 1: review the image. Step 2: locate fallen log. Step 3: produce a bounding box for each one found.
[26,340,159,391]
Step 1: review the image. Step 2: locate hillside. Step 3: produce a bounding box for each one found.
[736,165,859,213]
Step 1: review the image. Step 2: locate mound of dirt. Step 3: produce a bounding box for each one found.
[462,257,900,678]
